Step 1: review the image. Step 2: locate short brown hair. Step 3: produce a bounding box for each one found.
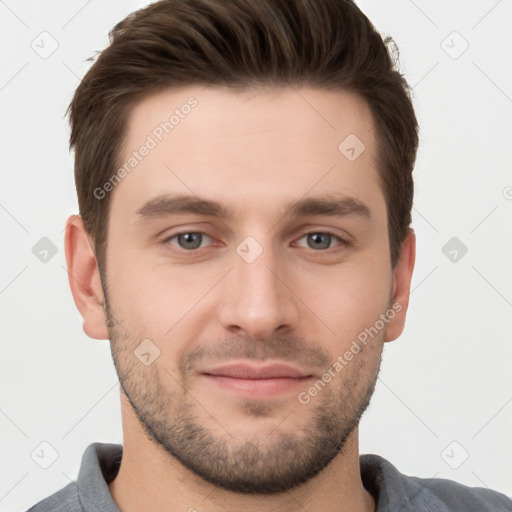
[68,0,418,271]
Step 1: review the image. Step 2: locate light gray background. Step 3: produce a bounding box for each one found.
[1,1,511,510]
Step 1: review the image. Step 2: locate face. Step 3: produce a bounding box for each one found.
[97,85,406,493]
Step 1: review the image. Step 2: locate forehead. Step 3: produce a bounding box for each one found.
[110,85,384,224]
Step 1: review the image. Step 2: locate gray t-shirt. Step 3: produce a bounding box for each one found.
[26,442,512,511]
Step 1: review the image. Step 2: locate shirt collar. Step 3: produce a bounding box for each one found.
[76,443,415,511]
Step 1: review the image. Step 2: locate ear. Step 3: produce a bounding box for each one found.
[385,228,416,342]
[64,215,109,340]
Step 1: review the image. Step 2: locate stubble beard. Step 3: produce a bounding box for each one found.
[103,291,383,494]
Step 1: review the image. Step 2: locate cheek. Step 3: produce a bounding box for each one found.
[296,256,392,342]
[107,246,220,341]
[105,242,165,330]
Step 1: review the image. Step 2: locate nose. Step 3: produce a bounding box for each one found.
[217,237,301,340]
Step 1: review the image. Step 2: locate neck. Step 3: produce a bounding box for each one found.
[108,413,375,512]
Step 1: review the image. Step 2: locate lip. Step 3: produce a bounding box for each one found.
[200,362,311,379]
[199,362,314,399]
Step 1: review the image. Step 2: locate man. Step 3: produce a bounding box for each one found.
[27,0,512,511]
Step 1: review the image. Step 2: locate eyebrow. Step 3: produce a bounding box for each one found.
[135,193,372,222]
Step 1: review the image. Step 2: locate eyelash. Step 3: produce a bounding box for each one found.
[162,230,351,255]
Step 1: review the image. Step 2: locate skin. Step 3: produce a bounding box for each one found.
[65,85,415,512]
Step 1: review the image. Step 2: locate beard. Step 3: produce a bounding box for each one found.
[103,289,383,495]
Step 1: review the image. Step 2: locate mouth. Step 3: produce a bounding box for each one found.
[199,362,314,398]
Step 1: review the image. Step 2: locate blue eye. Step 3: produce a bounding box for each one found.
[165,232,212,251]
[163,230,348,255]
[296,232,345,251]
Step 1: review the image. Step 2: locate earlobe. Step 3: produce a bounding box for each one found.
[385,228,416,342]
[64,215,109,340]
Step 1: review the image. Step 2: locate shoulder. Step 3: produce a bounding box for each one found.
[405,472,512,511]
[25,482,82,512]
[360,454,512,511]
[25,442,122,512]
